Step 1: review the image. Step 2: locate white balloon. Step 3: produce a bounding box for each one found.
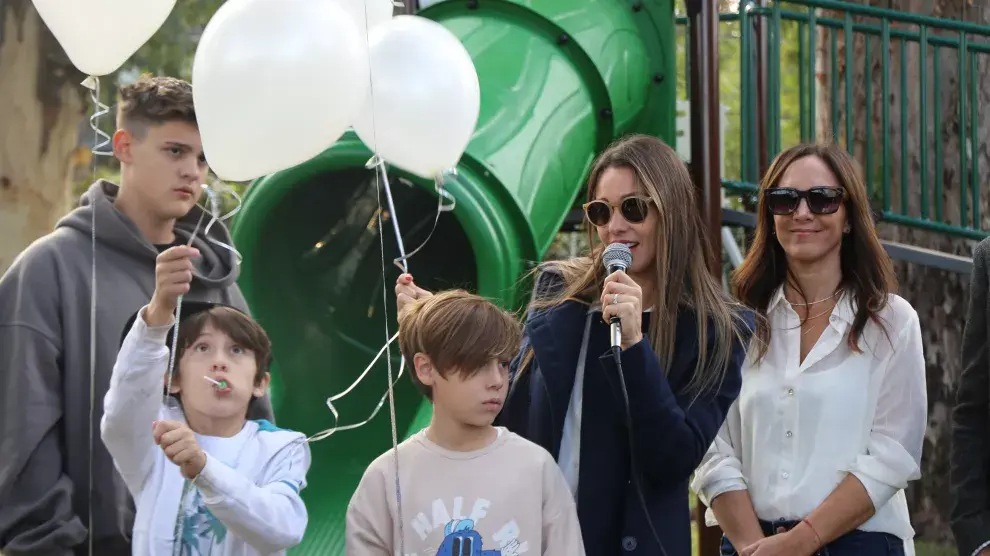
[352,15,480,180]
[32,0,176,76]
[193,0,370,182]
[333,0,394,41]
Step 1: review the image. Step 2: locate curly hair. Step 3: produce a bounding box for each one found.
[116,74,196,138]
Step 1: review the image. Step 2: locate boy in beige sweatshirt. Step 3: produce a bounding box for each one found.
[346,290,585,556]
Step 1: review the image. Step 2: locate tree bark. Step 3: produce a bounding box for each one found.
[818,0,990,544]
[0,0,87,274]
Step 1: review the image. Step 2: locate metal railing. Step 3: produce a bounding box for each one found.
[677,0,990,240]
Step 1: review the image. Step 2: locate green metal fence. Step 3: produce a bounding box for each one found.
[678,0,989,240]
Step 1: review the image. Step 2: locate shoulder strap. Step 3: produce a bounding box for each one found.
[558,308,596,498]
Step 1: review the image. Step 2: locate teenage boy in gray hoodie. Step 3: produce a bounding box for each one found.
[0,75,274,556]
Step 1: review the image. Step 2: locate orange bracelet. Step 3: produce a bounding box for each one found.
[801,519,823,549]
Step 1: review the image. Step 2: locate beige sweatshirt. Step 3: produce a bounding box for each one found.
[346,427,585,556]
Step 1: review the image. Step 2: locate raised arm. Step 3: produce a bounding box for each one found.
[100,306,172,496]
[951,239,990,556]
[395,273,434,315]
[102,245,199,496]
[0,247,87,555]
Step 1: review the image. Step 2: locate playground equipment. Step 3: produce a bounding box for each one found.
[230,0,676,552]
[230,0,989,553]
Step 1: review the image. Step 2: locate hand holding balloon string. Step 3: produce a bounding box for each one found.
[346,20,472,452]
[161,182,243,407]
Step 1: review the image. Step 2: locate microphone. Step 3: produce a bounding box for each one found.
[602,243,633,349]
[599,242,668,556]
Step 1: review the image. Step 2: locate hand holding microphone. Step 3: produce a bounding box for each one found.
[601,243,644,350]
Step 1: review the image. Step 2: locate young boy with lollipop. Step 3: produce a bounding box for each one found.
[101,245,310,555]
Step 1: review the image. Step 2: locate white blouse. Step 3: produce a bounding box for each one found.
[691,287,927,544]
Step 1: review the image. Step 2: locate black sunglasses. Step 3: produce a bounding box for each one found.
[765,187,845,215]
[582,196,654,227]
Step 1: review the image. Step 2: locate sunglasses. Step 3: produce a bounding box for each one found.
[765,187,845,215]
[582,196,654,227]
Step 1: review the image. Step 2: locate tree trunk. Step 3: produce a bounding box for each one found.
[819,0,990,544]
[0,0,87,274]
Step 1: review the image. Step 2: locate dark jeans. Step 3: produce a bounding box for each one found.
[720,519,905,556]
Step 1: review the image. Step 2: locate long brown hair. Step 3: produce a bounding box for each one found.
[522,134,750,400]
[732,142,897,360]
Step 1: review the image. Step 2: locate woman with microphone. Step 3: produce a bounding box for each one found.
[691,143,926,555]
[396,134,754,556]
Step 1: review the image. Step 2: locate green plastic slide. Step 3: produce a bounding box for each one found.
[229,0,675,552]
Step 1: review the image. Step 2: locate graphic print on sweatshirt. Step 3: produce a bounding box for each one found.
[174,480,228,555]
[407,497,528,556]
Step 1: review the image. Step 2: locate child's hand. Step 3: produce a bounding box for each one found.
[154,420,207,480]
[395,273,432,314]
[146,246,200,327]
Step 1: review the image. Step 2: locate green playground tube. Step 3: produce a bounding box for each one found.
[230,0,675,552]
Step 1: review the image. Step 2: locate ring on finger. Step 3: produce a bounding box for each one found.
[612,293,619,305]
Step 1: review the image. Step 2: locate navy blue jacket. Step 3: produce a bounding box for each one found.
[497,272,753,556]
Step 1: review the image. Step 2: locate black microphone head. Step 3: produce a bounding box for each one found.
[603,242,633,273]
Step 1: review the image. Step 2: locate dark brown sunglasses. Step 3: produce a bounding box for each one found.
[765,186,845,215]
[582,196,654,227]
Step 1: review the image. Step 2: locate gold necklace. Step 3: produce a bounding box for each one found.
[786,288,841,307]
[800,307,834,336]
[778,302,837,335]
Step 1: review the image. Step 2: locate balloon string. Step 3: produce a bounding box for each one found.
[80,74,112,556]
[200,181,244,266]
[82,77,113,158]
[312,4,460,550]
[306,331,404,442]
[389,170,457,272]
[365,156,408,273]
[163,182,244,407]
[359,3,405,552]
[362,160,457,273]
[377,161,405,553]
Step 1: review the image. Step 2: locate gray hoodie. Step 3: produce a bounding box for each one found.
[0,180,274,555]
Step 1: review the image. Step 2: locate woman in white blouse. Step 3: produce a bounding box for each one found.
[691,143,926,556]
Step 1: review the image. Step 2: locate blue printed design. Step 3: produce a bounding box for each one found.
[253,419,285,433]
[436,519,501,556]
[176,487,227,555]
